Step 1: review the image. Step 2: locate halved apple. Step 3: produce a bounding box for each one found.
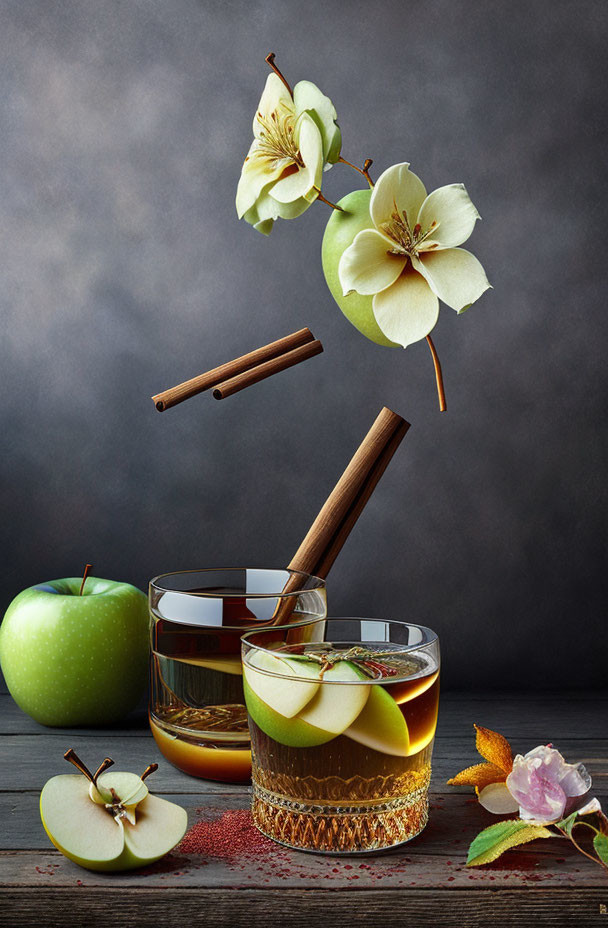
[40,750,187,872]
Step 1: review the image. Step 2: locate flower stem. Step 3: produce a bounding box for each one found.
[556,827,608,871]
[338,156,375,188]
[314,189,344,212]
[265,53,292,97]
[426,335,447,412]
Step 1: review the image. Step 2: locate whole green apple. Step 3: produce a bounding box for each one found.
[321,188,399,348]
[0,577,149,726]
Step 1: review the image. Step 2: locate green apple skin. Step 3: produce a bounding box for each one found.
[0,578,149,727]
[243,676,336,748]
[321,188,399,348]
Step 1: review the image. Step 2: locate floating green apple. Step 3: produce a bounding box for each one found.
[0,567,149,726]
[40,749,187,871]
[321,189,398,347]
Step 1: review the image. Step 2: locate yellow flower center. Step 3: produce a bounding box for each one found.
[255,104,303,169]
[381,201,437,257]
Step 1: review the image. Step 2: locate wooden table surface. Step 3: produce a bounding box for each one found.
[0,690,606,927]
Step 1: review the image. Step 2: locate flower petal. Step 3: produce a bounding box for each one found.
[577,797,602,816]
[417,184,480,249]
[473,725,513,773]
[253,74,293,138]
[370,163,427,230]
[271,113,323,204]
[236,140,287,218]
[413,248,491,313]
[293,79,341,165]
[339,229,407,296]
[560,762,592,799]
[241,188,313,234]
[253,217,274,236]
[372,268,439,348]
[478,782,521,815]
[447,762,508,790]
[507,759,567,824]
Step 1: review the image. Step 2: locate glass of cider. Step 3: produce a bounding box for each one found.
[149,568,326,783]
[242,617,440,852]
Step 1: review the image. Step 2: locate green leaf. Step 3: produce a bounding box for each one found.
[593,832,608,866]
[467,820,554,867]
[555,812,579,836]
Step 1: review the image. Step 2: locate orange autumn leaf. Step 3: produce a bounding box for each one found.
[447,762,507,790]
[474,725,513,773]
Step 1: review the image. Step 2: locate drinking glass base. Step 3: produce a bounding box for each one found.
[251,781,429,854]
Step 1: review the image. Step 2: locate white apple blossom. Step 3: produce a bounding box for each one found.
[338,162,491,347]
[236,73,341,235]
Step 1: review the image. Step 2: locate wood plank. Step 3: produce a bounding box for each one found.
[2,789,606,867]
[1,841,605,889]
[1,885,607,928]
[1,734,605,793]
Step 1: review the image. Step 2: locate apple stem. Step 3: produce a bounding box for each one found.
[338,156,375,188]
[64,748,97,784]
[426,335,447,412]
[93,758,115,782]
[79,564,94,596]
[140,763,159,782]
[314,189,344,212]
[265,52,293,97]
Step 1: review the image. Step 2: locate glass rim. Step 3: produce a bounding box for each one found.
[241,616,439,685]
[149,567,326,600]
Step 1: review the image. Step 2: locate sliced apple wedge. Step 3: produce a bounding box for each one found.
[243,675,336,748]
[243,650,320,718]
[296,661,370,734]
[344,685,410,756]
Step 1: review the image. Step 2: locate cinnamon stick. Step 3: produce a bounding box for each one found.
[152,327,315,411]
[289,407,410,577]
[272,407,410,624]
[213,340,323,400]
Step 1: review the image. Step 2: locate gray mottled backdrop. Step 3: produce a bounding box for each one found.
[1,0,607,689]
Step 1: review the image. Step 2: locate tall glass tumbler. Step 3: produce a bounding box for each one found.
[149,568,326,783]
[242,618,440,852]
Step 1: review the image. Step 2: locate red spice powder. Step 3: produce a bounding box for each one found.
[175,809,275,859]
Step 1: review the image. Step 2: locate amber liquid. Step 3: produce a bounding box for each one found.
[149,600,323,782]
[248,647,440,852]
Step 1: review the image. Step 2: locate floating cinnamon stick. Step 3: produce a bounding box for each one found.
[152,327,316,411]
[213,340,323,400]
[272,407,410,623]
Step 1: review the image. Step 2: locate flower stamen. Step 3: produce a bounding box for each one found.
[382,201,438,258]
[255,106,303,167]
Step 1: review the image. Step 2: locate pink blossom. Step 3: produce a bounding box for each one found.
[505,745,592,824]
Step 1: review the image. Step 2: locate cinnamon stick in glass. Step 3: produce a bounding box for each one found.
[213,340,323,400]
[152,327,316,411]
[273,406,410,623]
